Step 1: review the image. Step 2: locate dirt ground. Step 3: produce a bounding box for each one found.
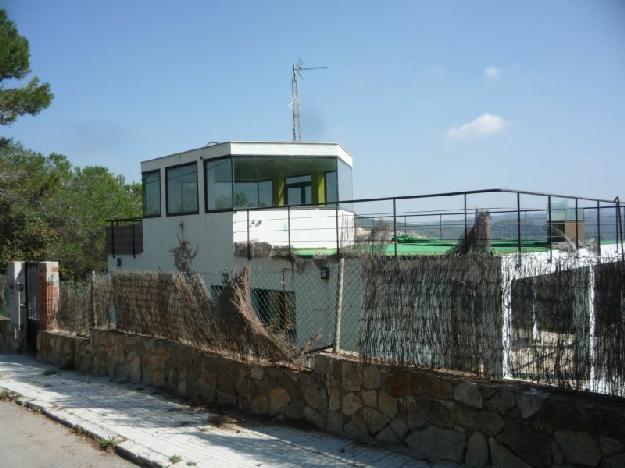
[0,400,136,468]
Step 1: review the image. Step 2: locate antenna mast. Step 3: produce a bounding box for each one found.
[291,58,327,142]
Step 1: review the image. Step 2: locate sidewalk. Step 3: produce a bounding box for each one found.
[0,355,425,468]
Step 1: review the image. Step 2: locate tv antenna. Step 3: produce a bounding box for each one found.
[290,58,327,142]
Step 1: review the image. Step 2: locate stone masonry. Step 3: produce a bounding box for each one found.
[38,329,625,467]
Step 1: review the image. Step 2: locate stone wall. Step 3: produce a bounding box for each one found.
[0,316,24,353]
[38,329,625,467]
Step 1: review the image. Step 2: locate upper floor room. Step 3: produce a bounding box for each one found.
[141,142,354,218]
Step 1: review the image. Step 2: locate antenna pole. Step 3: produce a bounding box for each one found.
[291,59,327,142]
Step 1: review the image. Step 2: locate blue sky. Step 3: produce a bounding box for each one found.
[3,0,625,201]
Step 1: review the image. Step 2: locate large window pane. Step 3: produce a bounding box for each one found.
[166,163,198,215]
[142,170,161,217]
[325,171,337,204]
[233,156,338,208]
[338,160,353,202]
[205,158,232,210]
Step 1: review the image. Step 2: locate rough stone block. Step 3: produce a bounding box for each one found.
[600,436,623,457]
[487,389,516,415]
[378,391,398,418]
[456,408,504,436]
[496,420,551,467]
[516,390,548,419]
[554,429,601,467]
[362,407,391,434]
[343,413,370,442]
[454,383,483,409]
[465,432,489,467]
[341,361,362,392]
[326,411,343,435]
[405,427,466,463]
[376,425,399,444]
[328,388,341,411]
[363,366,381,390]
[342,392,362,416]
[383,372,453,400]
[268,387,290,414]
[489,437,531,468]
[362,390,377,407]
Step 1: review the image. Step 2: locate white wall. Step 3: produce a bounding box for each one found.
[108,212,235,273]
[233,208,355,250]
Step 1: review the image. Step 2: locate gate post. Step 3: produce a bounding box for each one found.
[38,262,60,332]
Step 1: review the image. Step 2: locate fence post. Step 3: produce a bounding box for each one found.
[110,220,116,258]
[335,203,340,256]
[517,193,522,258]
[393,198,398,258]
[90,270,96,330]
[334,256,344,353]
[246,209,251,261]
[131,222,136,258]
[287,205,292,260]
[597,201,602,257]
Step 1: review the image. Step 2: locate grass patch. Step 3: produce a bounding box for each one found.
[186,462,197,467]
[169,454,182,464]
[99,436,118,451]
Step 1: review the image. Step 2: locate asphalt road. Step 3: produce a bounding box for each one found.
[0,400,136,468]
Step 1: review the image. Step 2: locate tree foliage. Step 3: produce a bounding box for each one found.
[0,9,53,125]
[0,142,141,279]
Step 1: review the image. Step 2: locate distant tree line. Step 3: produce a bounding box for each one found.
[0,141,141,279]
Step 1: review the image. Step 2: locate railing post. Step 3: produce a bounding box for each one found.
[575,198,579,255]
[464,194,468,254]
[393,198,398,258]
[246,209,251,261]
[439,214,443,240]
[517,193,522,258]
[547,196,552,260]
[597,201,602,257]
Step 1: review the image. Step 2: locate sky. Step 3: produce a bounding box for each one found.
[2,0,625,202]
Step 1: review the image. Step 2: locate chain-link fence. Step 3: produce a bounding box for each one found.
[49,250,625,397]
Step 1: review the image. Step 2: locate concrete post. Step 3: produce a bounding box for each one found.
[38,262,59,331]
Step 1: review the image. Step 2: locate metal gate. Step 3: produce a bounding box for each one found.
[24,262,39,353]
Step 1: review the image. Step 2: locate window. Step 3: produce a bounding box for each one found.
[234,180,272,208]
[142,170,161,217]
[205,157,232,211]
[286,175,312,206]
[166,162,198,215]
[338,160,353,207]
[325,171,337,204]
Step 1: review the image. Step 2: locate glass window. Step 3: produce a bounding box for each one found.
[233,156,338,208]
[325,171,337,204]
[286,175,312,206]
[142,170,161,217]
[205,158,232,211]
[166,162,198,215]
[338,160,353,204]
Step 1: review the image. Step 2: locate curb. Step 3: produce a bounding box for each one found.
[0,384,169,467]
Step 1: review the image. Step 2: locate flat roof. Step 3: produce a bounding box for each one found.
[141,141,353,172]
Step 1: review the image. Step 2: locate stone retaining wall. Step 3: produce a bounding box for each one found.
[38,329,625,467]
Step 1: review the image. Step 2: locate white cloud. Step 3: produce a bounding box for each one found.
[484,66,501,79]
[446,113,509,141]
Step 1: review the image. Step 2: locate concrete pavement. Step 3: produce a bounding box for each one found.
[0,355,426,467]
[0,400,135,468]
